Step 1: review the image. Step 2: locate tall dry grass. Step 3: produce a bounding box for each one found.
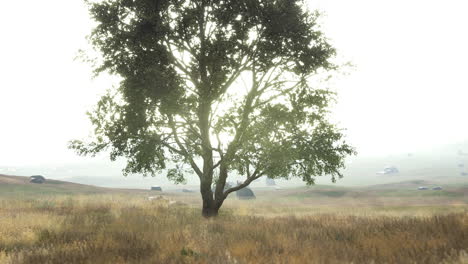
[0,195,467,264]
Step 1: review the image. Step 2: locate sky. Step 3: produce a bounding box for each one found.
[1,0,467,167]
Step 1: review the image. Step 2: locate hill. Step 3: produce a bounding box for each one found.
[1,174,467,206]
[0,174,143,197]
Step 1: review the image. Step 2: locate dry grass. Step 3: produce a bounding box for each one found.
[0,194,467,264]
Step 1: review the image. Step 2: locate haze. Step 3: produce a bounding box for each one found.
[1,0,467,169]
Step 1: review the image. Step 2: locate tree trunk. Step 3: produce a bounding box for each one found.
[201,196,226,218]
[201,193,222,218]
[202,202,220,218]
[200,179,219,217]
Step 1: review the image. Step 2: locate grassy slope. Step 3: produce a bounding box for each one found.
[1,174,467,263]
[2,174,467,204]
[0,174,155,198]
[0,194,467,264]
[1,173,465,197]
[0,174,110,196]
[262,180,468,200]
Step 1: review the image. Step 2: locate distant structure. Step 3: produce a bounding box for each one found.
[151,186,162,191]
[461,172,468,176]
[458,163,465,168]
[182,189,193,193]
[432,186,443,190]
[29,175,46,184]
[236,186,256,199]
[377,166,399,175]
[417,186,428,190]
[458,150,468,156]
[265,178,276,186]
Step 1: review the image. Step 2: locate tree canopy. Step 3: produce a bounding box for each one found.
[70,0,355,217]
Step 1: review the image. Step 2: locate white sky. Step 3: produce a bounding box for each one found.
[1,0,467,166]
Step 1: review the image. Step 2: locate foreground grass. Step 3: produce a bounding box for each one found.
[0,195,467,264]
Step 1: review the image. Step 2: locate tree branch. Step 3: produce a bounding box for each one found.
[165,39,201,90]
[223,169,265,199]
[253,80,303,108]
[167,115,203,178]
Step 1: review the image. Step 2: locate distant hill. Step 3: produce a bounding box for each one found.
[270,179,468,200]
[365,180,437,190]
[1,174,467,202]
[1,174,74,185]
[2,140,468,189]
[0,174,147,197]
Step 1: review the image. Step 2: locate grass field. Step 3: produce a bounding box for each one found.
[0,175,467,263]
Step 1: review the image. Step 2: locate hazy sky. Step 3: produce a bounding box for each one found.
[1,0,467,166]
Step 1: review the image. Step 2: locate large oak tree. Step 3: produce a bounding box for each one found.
[71,0,355,217]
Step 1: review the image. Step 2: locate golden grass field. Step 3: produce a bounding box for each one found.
[0,175,467,264]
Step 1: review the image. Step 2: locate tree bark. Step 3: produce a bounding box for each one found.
[214,165,228,201]
[200,177,228,218]
[201,193,227,218]
[202,202,220,218]
[200,177,221,218]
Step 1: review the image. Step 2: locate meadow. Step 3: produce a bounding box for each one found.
[0,175,467,264]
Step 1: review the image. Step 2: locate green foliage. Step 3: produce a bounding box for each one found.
[166,166,187,184]
[180,247,201,257]
[71,0,356,209]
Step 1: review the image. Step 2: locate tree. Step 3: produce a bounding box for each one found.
[70,0,355,217]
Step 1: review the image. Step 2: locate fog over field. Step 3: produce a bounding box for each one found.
[0,0,466,201]
[2,140,467,190]
[1,0,468,171]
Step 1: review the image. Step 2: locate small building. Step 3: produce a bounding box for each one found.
[151,186,162,191]
[236,187,256,200]
[417,186,428,190]
[30,175,46,184]
[377,166,399,175]
[432,186,443,190]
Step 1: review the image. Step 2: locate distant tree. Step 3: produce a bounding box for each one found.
[70,0,355,217]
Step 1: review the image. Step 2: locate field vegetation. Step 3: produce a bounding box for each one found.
[1,177,467,264]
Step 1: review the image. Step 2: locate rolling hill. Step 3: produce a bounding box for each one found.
[0,174,145,197]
